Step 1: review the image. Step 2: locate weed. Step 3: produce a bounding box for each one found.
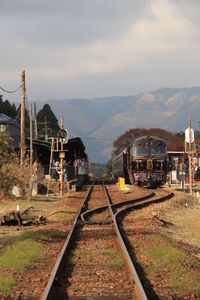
[101,249,115,255]
[110,256,123,268]
[0,240,44,270]
[9,230,66,244]
[100,248,123,268]
[0,275,14,293]
[144,234,200,295]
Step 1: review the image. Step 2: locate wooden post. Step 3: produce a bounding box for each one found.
[29,103,33,182]
[74,151,77,177]
[34,103,38,139]
[188,116,193,195]
[20,70,25,169]
[60,115,64,197]
[45,116,48,140]
[47,138,54,196]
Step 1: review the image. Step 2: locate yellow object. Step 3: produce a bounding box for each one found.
[59,152,65,159]
[119,177,125,190]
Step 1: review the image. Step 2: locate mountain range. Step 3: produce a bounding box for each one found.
[37,87,200,163]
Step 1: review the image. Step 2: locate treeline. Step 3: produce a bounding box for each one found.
[89,162,107,177]
[0,95,60,135]
[0,96,18,119]
[113,128,185,156]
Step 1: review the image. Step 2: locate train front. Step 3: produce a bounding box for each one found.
[132,136,167,187]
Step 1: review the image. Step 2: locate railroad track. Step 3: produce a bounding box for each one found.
[41,182,173,300]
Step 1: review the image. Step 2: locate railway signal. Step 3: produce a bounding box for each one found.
[58,117,69,197]
[57,128,68,144]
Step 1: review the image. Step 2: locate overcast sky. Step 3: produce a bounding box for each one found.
[0,0,200,102]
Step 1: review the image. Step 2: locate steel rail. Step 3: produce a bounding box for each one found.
[81,192,155,223]
[40,182,94,300]
[102,181,148,300]
[116,192,174,217]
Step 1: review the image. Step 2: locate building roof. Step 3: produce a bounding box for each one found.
[0,113,17,124]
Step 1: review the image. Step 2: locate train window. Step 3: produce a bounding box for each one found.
[133,145,148,156]
[133,160,146,170]
[151,143,166,156]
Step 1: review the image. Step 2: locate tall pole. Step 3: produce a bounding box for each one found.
[29,104,33,196]
[45,116,48,140]
[29,103,33,180]
[60,115,64,197]
[188,115,193,195]
[34,103,38,139]
[20,70,25,169]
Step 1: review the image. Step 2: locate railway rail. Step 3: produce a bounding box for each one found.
[41,182,174,300]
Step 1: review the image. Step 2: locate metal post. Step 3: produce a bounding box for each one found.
[20,70,25,169]
[188,116,193,195]
[60,115,64,197]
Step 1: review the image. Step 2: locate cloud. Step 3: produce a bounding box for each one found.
[0,0,199,100]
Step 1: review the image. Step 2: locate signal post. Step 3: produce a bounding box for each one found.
[185,116,194,195]
[57,116,68,198]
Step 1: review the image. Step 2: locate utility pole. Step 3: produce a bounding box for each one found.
[60,115,64,197]
[20,70,25,169]
[188,116,193,195]
[45,116,48,140]
[34,103,38,139]
[29,103,33,179]
[29,104,33,196]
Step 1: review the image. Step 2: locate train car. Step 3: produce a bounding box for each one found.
[112,136,168,187]
[112,149,130,183]
[132,136,168,187]
[112,151,130,182]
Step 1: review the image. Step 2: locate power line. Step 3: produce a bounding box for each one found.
[0,85,20,94]
[77,136,113,142]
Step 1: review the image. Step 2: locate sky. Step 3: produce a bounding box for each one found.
[0,0,200,103]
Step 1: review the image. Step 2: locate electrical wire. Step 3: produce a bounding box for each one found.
[0,85,20,94]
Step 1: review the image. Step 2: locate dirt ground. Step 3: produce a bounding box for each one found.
[0,183,200,299]
[152,184,200,256]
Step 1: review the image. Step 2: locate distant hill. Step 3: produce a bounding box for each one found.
[37,87,200,163]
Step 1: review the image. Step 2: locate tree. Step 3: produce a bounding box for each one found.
[112,128,184,156]
[0,95,17,118]
[0,133,23,195]
[15,104,30,128]
[0,132,44,197]
[37,104,60,137]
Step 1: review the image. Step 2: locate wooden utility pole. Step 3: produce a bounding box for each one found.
[60,115,64,197]
[29,103,33,180]
[45,116,48,140]
[188,116,193,195]
[20,70,25,169]
[34,103,38,139]
[29,103,33,197]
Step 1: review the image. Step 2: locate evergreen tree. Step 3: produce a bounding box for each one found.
[37,104,60,136]
[0,95,17,118]
[15,104,30,128]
